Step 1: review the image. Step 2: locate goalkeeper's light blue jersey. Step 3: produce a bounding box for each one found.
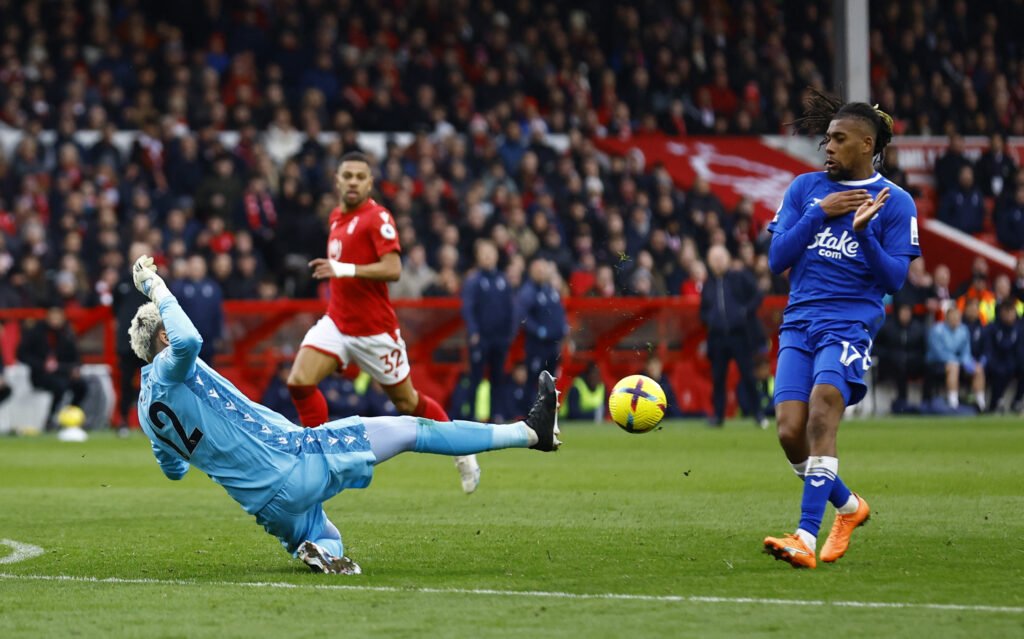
[767,171,921,334]
[138,296,370,514]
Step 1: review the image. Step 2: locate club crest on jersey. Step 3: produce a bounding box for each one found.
[329,238,342,260]
[807,227,859,259]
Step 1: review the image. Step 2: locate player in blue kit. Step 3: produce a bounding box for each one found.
[762,89,921,568]
[127,255,560,575]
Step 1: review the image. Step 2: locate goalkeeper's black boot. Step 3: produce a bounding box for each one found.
[297,541,362,575]
[527,371,561,452]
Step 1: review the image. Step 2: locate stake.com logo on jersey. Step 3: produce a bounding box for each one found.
[807,227,859,260]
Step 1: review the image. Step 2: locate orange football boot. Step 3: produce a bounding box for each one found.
[763,533,816,569]
[820,494,871,563]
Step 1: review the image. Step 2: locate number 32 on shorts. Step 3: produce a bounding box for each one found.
[379,348,404,376]
[839,340,871,370]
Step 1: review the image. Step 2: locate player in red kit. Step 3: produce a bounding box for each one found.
[287,152,481,493]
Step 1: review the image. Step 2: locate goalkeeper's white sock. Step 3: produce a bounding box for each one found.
[947,390,959,409]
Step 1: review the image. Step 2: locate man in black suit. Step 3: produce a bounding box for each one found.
[700,245,766,428]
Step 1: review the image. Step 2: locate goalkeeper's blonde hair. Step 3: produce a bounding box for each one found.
[128,302,164,362]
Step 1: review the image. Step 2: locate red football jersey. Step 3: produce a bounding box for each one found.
[325,198,402,336]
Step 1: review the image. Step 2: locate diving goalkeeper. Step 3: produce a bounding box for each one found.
[128,255,560,574]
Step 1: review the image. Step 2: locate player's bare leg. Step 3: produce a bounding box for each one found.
[775,400,810,471]
[287,347,339,427]
[384,376,481,494]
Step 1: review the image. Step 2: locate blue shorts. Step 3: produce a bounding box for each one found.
[774,320,874,407]
[255,422,376,555]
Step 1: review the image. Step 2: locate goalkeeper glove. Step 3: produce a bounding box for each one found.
[132,255,171,303]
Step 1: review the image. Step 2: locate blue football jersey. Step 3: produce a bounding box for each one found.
[768,171,921,333]
[138,296,371,515]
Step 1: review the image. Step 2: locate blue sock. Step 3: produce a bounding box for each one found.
[795,457,852,509]
[829,475,852,509]
[413,418,529,455]
[798,456,839,538]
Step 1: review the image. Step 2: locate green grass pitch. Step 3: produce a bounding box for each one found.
[1,417,1022,638]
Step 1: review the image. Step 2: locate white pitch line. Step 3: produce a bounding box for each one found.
[0,540,44,565]
[0,572,1021,615]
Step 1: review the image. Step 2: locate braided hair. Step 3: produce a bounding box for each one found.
[790,87,895,166]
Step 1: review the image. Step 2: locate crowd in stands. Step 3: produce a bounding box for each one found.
[2,1,1024,421]
[2,0,1024,318]
[932,132,1024,245]
[874,255,1024,414]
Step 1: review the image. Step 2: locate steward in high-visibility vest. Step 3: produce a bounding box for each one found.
[561,365,606,421]
[978,297,1023,325]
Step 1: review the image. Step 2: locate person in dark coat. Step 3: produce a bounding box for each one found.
[875,303,927,411]
[699,245,765,427]
[982,300,1024,412]
[17,305,87,429]
[933,134,972,199]
[937,165,985,234]
[169,254,224,363]
[975,133,1018,200]
[496,361,533,421]
[261,361,300,423]
[995,182,1024,251]
[112,243,153,429]
[516,257,568,398]
[461,240,517,421]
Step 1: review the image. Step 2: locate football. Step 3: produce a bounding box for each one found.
[608,375,667,433]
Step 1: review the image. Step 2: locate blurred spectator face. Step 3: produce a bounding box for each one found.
[55,271,78,300]
[990,133,1005,154]
[529,258,551,284]
[212,253,232,280]
[958,165,974,189]
[594,265,615,296]
[511,362,527,385]
[46,306,66,330]
[505,254,525,287]
[999,302,1018,325]
[645,356,663,379]
[475,241,498,270]
[949,134,964,154]
[994,274,1011,299]
[258,277,279,300]
[407,244,426,267]
[945,307,962,329]
[438,244,459,270]
[215,156,234,178]
[128,242,152,266]
[1015,183,1024,205]
[897,304,913,325]
[963,298,980,323]
[336,159,373,209]
[188,255,207,281]
[934,265,951,288]
[689,261,708,283]
[631,269,653,296]
[971,258,988,279]
[707,245,730,276]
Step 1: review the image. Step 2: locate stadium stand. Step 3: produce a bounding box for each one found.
[1,0,1024,425]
